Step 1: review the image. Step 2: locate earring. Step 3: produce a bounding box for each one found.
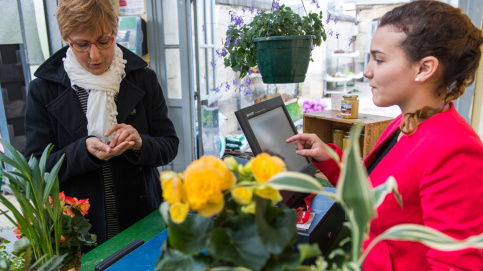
[415,77,420,82]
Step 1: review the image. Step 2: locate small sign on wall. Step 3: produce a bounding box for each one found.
[119,0,145,16]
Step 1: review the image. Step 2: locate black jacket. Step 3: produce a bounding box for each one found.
[25,45,179,244]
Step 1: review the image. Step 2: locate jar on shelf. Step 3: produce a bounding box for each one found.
[341,95,359,119]
[342,132,350,151]
[332,128,346,149]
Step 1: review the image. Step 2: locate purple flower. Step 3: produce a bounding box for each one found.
[235,17,243,26]
[316,3,320,9]
[245,78,252,87]
[221,48,227,56]
[242,8,245,13]
[312,0,316,3]
[294,89,298,95]
[228,25,232,32]
[249,6,255,14]
[334,18,339,24]
[257,9,262,15]
[348,38,353,47]
[336,33,339,39]
[202,25,205,31]
[312,44,315,50]
[234,39,238,46]
[215,85,221,93]
[329,29,333,36]
[210,61,216,68]
[326,13,331,24]
[273,1,279,11]
[247,87,252,94]
[233,80,238,86]
[226,36,231,46]
[226,84,231,91]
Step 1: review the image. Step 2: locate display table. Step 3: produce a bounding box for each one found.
[80,211,166,271]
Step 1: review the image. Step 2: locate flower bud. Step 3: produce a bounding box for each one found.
[231,187,253,205]
[223,156,238,171]
[169,202,189,224]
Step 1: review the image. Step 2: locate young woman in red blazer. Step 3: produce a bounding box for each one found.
[287,1,483,270]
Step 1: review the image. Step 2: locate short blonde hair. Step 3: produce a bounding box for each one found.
[56,0,118,41]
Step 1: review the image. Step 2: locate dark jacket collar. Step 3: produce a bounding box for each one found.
[34,44,147,87]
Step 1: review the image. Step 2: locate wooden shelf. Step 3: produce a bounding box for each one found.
[303,110,394,158]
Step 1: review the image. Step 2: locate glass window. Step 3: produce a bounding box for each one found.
[166,48,182,99]
[162,0,180,45]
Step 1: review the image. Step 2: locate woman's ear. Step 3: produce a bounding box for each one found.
[416,56,439,83]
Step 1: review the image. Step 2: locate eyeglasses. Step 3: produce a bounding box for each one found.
[68,35,114,52]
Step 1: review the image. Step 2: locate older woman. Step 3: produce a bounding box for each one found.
[25,0,179,245]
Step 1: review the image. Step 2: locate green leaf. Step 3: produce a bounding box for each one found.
[167,212,214,255]
[11,237,31,256]
[155,242,210,271]
[266,172,336,200]
[297,243,322,262]
[255,197,297,255]
[360,224,483,266]
[206,215,270,271]
[43,154,65,206]
[336,123,374,262]
[372,176,402,209]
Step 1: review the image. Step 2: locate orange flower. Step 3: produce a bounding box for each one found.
[65,196,77,206]
[63,207,75,218]
[251,153,287,183]
[76,199,90,215]
[13,227,21,239]
[59,191,66,207]
[65,196,90,215]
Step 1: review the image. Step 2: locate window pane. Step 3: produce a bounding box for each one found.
[166,49,182,99]
[162,0,179,45]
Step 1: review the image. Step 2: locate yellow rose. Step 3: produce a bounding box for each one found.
[160,171,177,187]
[231,187,253,205]
[251,153,287,183]
[183,157,226,217]
[256,185,283,205]
[169,202,189,223]
[161,172,185,205]
[201,156,236,191]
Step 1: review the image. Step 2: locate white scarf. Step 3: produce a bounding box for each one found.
[63,45,126,143]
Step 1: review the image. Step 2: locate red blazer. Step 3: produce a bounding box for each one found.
[314,103,483,270]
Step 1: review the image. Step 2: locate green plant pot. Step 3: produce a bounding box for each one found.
[253,35,313,84]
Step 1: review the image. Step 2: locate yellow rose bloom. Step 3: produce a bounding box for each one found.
[161,172,185,205]
[183,157,225,216]
[251,153,287,183]
[169,202,189,223]
[256,185,283,205]
[231,187,253,205]
[200,156,236,191]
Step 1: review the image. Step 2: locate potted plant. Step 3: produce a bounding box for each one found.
[223,2,326,84]
[0,139,96,271]
[156,124,483,271]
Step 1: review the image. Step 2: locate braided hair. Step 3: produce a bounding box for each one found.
[379,0,483,134]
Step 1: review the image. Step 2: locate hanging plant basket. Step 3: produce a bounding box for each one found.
[253,35,313,84]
